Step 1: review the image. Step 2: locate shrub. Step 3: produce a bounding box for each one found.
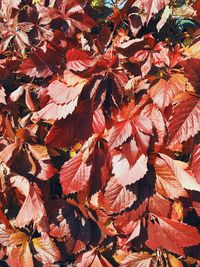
[0,0,199,266]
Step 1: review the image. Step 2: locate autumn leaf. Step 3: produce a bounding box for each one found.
[49,202,91,255]
[36,73,87,121]
[10,175,49,232]
[120,252,156,267]
[159,153,200,192]
[138,0,170,24]
[184,40,200,59]
[77,249,112,267]
[103,176,137,214]
[154,156,188,199]
[168,96,200,147]
[65,48,94,72]
[168,254,183,267]
[146,214,200,255]
[190,141,200,183]
[19,48,60,78]
[112,139,148,186]
[32,234,61,264]
[150,74,191,110]
[108,120,132,150]
[0,86,6,105]
[60,151,92,195]
[0,0,199,265]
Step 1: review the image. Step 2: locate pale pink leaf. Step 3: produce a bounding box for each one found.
[60,152,92,195]
[104,176,136,214]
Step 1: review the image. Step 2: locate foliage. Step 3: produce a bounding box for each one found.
[0,0,200,266]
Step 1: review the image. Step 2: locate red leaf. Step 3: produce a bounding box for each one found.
[45,118,76,147]
[134,0,170,24]
[154,156,188,199]
[0,208,11,229]
[36,78,86,121]
[141,54,152,77]
[11,175,49,232]
[36,101,77,121]
[92,108,105,135]
[65,49,94,72]
[146,215,200,256]
[77,250,112,267]
[150,74,189,110]
[141,104,166,150]
[0,224,15,246]
[28,144,50,161]
[25,90,35,112]
[157,5,171,31]
[49,203,91,255]
[114,200,148,235]
[19,48,59,78]
[37,160,58,181]
[7,240,34,267]
[159,153,200,192]
[148,193,171,217]
[60,152,92,195]
[104,176,137,214]
[9,86,25,102]
[126,220,141,243]
[181,58,200,93]
[76,250,95,267]
[130,50,149,63]
[45,103,92,147]
[108,120,132,150]
[168,96,200,146]
[47,77,85,104]
[112,139,148,186]
[0,142,18,165]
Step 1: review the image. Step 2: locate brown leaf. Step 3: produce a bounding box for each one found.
[28,144,50,161]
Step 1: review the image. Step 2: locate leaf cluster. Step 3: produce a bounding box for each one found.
[0,0,200,266]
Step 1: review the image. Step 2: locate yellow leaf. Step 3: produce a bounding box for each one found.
[70,150,76,158]
[168,254,183,267]
[172,5,196,18]
[10,231,29,246]
[32,0,40,4]
[113,250,129,264]
[32,235,61,264]
[9,239,34,267]
[28,144,50,161]
[184,41,200,59]
[172,200,184,221]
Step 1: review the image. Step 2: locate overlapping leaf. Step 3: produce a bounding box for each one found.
[112,139,148,186]
[150,74,191,110]
[120,252,156,267]
[60,151,92,195]
[146,215,200,256]
[104,176,137,214]
[36,74,87,120]
[0,0,199,266]
[10,175,49,232]
[168,96,200,147]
